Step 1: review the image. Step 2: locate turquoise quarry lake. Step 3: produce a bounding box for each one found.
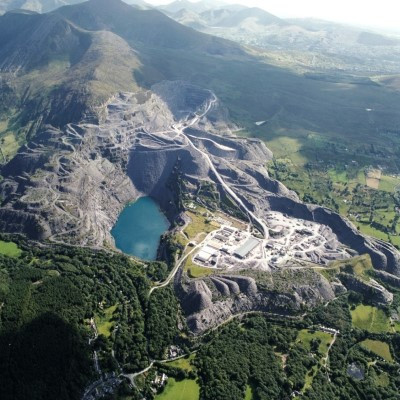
[111,197,169,260]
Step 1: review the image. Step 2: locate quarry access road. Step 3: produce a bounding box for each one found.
[148,242,202,296]
[172,94,269,239]
[147,92,270,296]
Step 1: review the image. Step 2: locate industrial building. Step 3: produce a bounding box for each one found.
[195,246,217,263]
[234,237,261,259]
[208,240,223,250]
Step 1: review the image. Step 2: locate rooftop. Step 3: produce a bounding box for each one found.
[234,237,261,259]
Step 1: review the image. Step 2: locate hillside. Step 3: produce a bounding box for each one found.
[0,0,245,162]
[159,0,226,14]
[0,8,141,156]
[0,0,83,14]
[0,1,400,399]
[1,0,399,166]
[166,4,400,75]
[211,7,284,27]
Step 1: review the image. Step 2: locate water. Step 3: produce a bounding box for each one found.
[347,363,365,380]
[111,197,169,260]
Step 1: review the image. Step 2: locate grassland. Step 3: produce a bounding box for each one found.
[184,208,219,241]
[155,378,200,400]
[185,257,215,279]
[360,339,393,362]
[0,132,20,161]
[0,111,25,163]
[95,304,118,337]
[296,329,334,391]
[166,354,196,372]
[351,305,391,333]
[325,255,373,282]
[365,169,381,189]
[244,385,253,400]
[297,329,333,355]
[374,371,390,387]
[265,128,400,249]
[0,240,22,257]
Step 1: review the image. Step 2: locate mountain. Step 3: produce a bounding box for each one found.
[0,0,243,140]
[1,3,400,278]
[1,0,400,247]
[1,0,399,154]
[166,4,400,75]
[0,0,83,14]
[0,0,152,14]
[54,0,243,52]
[125,0,152,8]
[171,5,283,29]
[159,0,227,14]
[171,7,208,29]
[1,1,400,399]
[0,0,399,167]
[207,6,284,27]
[0,7,140,131]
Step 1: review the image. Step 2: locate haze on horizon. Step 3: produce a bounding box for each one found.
[147,0,400,33]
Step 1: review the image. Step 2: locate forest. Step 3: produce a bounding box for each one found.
[191,299,400,400]
[0,234,180,400]
[1,234,400,400]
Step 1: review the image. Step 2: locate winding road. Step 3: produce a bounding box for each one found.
[172,94,269,239]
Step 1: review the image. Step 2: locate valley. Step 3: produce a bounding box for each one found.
[0,1,399,399]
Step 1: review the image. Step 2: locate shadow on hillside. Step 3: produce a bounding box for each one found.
[0,313,92,400]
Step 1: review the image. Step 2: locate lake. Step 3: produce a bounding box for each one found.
[111,197,170,260]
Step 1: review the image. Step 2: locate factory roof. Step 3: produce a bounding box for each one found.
[195,246,217,263]
[195,251,213,263]
[234,237,260,259]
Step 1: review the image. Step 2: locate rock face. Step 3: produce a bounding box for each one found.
[1,80,400,269]
[1,79,399,333]
[179,270,337,334]
[338,273,393,305]
[374,270,400,288]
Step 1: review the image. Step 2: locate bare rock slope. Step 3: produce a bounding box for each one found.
[0,80,399,264]
[1,81,400,332]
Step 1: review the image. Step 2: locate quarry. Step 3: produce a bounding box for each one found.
[191,211,350,272]
[0,80,399,333]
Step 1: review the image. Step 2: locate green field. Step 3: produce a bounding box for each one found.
[304,365,318,391]
[327,255,373,282]
[184,209,219,240]
[374,371,390,387]
[186,261,215,279]
[95,304,118,337]
[166,354,195,371]
[351,305,390,333]
[296,329,334,391]
[244,385,253,400]
[0,240,22,257]
[360,339,393,362]
[297,329,333,355]
[155,378,200,400]
[266,128,400,248]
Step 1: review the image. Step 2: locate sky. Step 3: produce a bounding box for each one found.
[146,0,400,33]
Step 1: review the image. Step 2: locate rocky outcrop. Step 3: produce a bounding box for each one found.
[338,273,393,305]
[180,270,337,334]
[373,270,400,288]
[0,208,49,240]
[0,80,399,278]
[265,197,400,275]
